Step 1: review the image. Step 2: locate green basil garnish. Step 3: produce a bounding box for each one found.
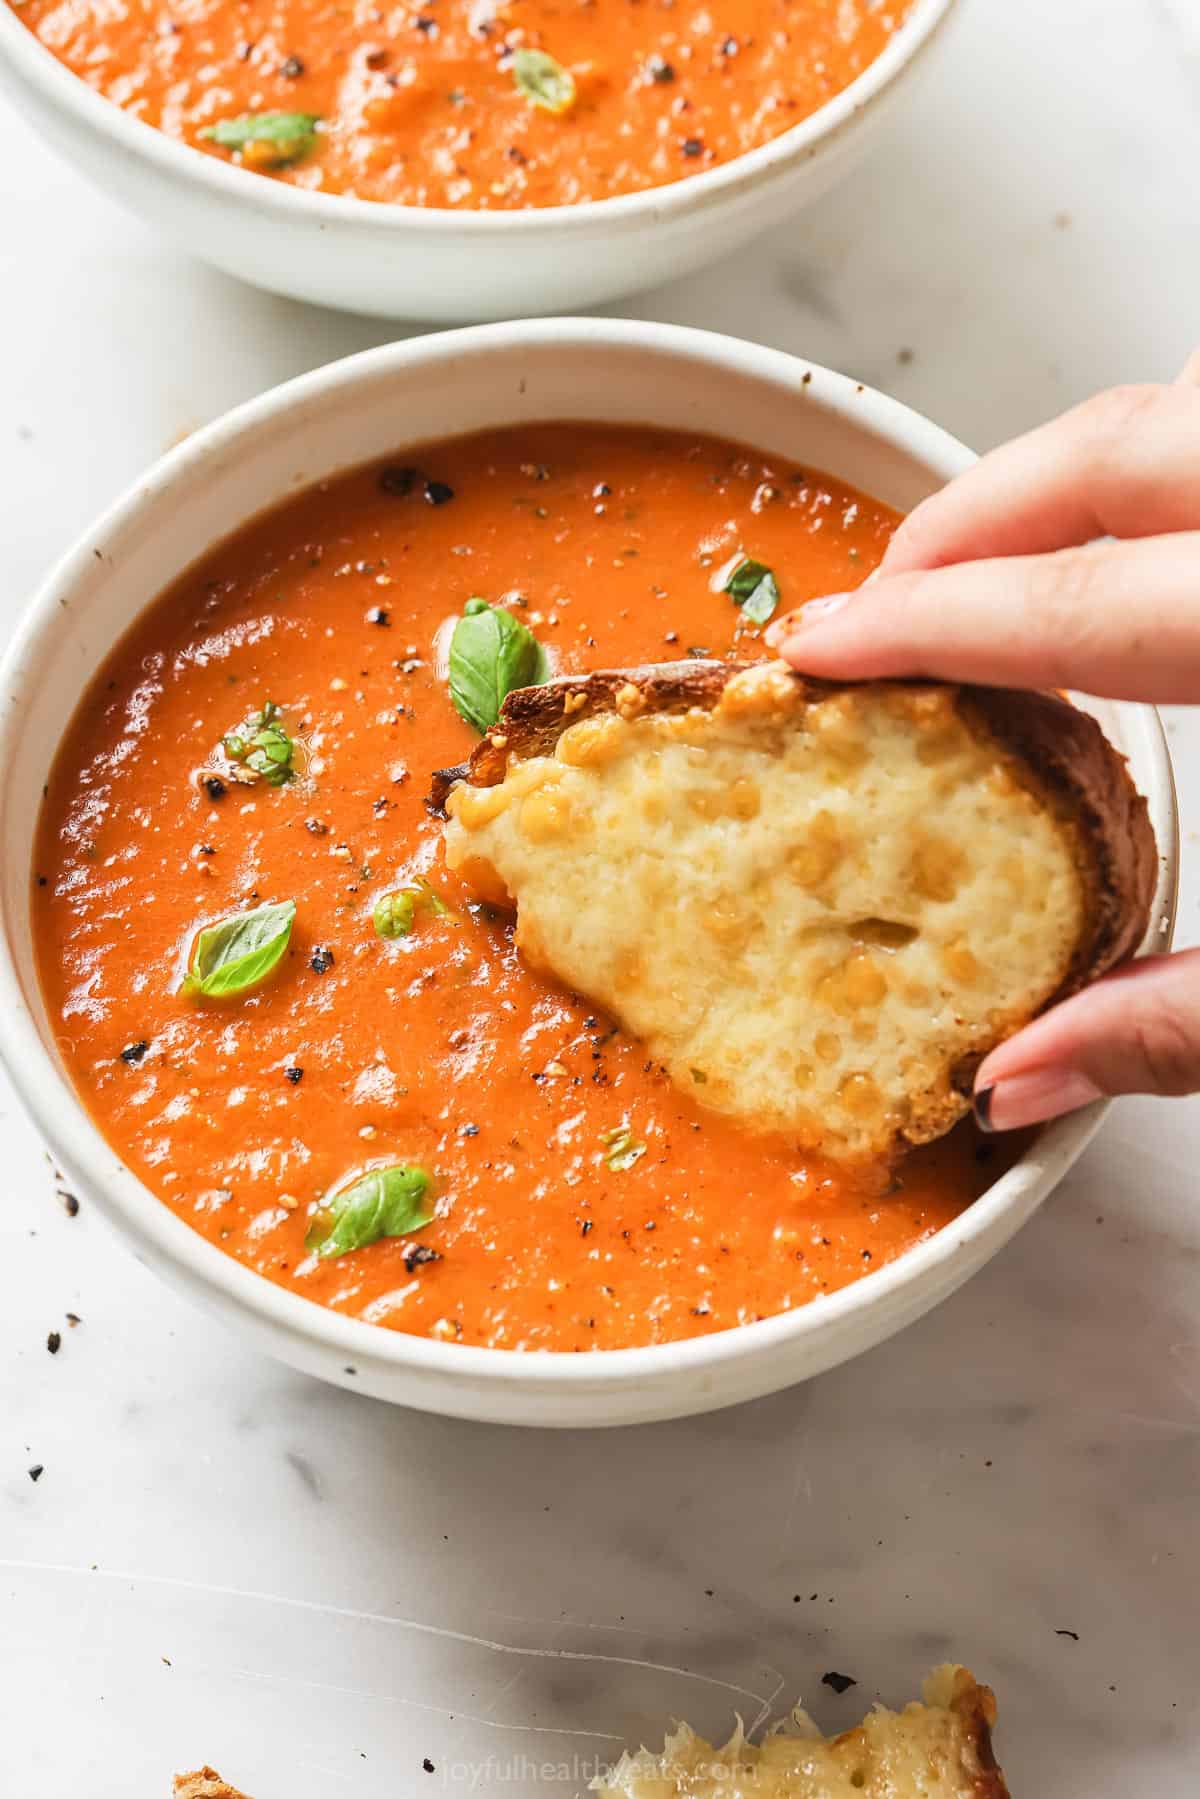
[305,1163,433,1260]
[202,111,319,165]
[511,48,576,115]
[374,890,417,940]
[184,899,296,999]
[722,557,780,627]
[223,699,294,785]
[373,879,455,940]
[602,1126,646,1172]
[448,598,549,734]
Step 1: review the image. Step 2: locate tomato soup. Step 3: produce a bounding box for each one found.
[11,0,911,208]
[33,424,1007,1352]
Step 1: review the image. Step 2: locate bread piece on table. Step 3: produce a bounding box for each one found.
[593,1663,1010,1799]
[174,1771,253,1799]
[443,660,1156,1161]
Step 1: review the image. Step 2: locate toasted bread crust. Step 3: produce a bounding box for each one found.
[174,1772,253,1799]
[924,1666,1010,1798]
[448,662,1157,1150]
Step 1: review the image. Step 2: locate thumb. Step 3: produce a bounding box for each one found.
[974,950,1200,1132]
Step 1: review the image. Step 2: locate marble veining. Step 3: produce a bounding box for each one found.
[3,0,1200,1791]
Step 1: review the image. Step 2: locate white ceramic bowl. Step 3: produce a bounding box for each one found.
[0,320,1179,1425]
[0,0,958,320]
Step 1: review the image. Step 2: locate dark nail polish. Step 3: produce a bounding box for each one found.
[973,1085,996,1132]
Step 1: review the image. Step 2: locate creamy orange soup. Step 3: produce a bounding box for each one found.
[33,424,1008,1351]
[11,0,911,207]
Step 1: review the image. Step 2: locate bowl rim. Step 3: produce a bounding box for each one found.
[0,317,1180,1394]
[0,0,958,235]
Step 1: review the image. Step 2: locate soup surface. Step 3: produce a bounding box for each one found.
[11,0,911,207]
[33,423,1009,1352]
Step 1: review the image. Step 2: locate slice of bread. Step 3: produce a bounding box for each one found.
[593,1663,1010,1798]
[442,660,1156,1160]
[174,1773,253,1799]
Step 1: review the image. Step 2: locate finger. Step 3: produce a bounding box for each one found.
[764,531,1200,701]
[973,950,1200,1131]
[878,383,1200,577]
[1177,347,1200,388]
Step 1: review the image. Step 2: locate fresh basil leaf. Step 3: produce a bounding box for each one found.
[722,557,780,627]
[202,111,319,165]
[223,699,295,785]
[448,599,549,734]
[373,890,417,940]
[306,1163,433,1260]
[374,878,456,940]
[511,48,576,114]
[184,899,296,999]
[602,1126,646,1172]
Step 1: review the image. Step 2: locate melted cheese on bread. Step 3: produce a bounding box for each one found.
[594,1664,1010,1799]
[445,664,1090,1159]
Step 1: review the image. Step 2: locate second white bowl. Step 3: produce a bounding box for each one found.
[0,0,957,319]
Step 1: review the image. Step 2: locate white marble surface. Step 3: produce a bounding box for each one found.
[3,0,1200,1792]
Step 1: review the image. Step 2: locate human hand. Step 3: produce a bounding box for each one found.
[766,358,1200,1132]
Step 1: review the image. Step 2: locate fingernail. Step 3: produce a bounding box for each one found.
[974,1069,1104,1133]
[764,593,852,648]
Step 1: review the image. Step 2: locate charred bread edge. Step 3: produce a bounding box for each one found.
[924,1668,1010,1799]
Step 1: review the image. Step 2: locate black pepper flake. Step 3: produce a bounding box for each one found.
[46,1331,61,1355]
[424,480,455,506]
[305,817,329,836]
[310,947,335,974]
[366,606,391,626]
[58,1191,80,1217]
[414,13,437,29]
[280,53,305,75]
[204,775,227,801]
[36,874,48,887]
[199,844,216,857]
[422,1760,436,1775]
[506,145,527,163]
[1056,1629,1080,1641]
[120,1040,149,1065]
[285,1066,304,1084]
[66,1313,81,1327]
[682,137,704,157]
[460,1122,479,1137]
[822,1672,857,1694]
[403,1244,442,1271]
[28,1464,43,1483]
[647,53,675,81]
[580,1219,593,1236]
[379,465,419,496]
[721,34,739,53]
